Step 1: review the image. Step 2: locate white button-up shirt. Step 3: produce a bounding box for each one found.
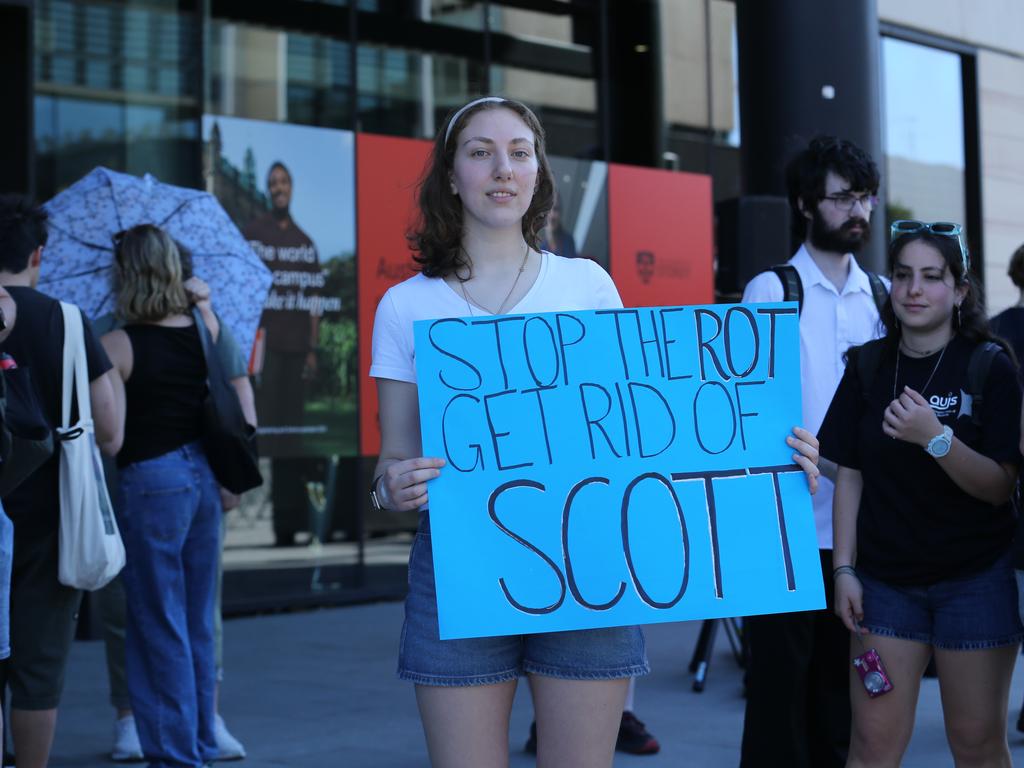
[742,245,885,549]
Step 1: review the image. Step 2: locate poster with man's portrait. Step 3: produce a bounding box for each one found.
[202,115,357,459]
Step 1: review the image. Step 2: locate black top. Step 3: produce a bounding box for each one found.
[992,308,1024,571]
[818,335,1021,585]
[991,307,1024,380]
[0,287,112,536]
[118,323,207,468]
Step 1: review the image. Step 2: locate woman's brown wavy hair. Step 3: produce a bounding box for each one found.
[408,97,555,278]
[114,224,190,323]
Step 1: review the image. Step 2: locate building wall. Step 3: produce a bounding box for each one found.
[977,50,1024,312]
[880,0,1024,312]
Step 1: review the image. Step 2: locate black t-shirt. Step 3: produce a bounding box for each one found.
[995,309,1024,571]
[818,335,1021,585]
[991,307,1024,380]
[0,287,113,536]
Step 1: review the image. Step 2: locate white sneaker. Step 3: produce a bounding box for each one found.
[112,715,144,762]
[213,713,247,761]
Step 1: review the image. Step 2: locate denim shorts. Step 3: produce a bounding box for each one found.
[0,504,11,660]
[398,516,649,687]
[859,553,1024,651]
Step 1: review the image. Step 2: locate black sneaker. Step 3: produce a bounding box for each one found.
[617,711,660,755]
[524,720,538,754]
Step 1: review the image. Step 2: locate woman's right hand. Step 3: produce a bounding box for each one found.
[834,571,868,635]
[379,457,446,511]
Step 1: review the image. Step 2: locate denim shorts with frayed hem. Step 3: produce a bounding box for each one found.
[398,518,650,687]
[858,552,1024,651]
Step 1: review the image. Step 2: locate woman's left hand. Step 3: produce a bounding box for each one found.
[788,426,820,495]
[882,386,942,447]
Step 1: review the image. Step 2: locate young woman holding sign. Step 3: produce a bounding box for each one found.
[820,222,1022,767]
[369,96,822,768]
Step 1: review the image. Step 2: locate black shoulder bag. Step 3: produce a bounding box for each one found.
[191,309,263,494]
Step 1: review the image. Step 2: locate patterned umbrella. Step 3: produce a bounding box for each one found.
[39,167,271,357]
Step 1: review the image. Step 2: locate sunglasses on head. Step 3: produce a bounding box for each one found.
[889,219,969,273]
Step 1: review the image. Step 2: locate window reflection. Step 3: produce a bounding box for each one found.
[881,37,966,231]
[208,22,353,129]
[34,0,199,195]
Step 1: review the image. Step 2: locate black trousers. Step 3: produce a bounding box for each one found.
[739,550,851,768]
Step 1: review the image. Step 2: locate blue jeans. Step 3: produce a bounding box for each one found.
[116,442,222,768]
[0,501,11,660]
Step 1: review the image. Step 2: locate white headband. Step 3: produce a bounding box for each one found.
[443,97,507,148]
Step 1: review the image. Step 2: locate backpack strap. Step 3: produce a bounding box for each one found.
[853,339,886,402]
[770,264,804,315]
[865,271,889,316]
[966,341,1002,428]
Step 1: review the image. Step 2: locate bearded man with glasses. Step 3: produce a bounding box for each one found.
[739,136,887,768]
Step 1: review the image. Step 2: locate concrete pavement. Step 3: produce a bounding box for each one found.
[50,600,1024,767]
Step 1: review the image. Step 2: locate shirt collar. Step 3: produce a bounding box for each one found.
[792,244,873,296]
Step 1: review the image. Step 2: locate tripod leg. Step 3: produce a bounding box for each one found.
[688,619,715,672]
[691,619,719,692]
[723,617,746,667]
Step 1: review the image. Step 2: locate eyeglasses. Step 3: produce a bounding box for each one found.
[821,192,878,212]
[889,219,970,272]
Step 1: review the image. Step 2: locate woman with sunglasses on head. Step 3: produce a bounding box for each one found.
[820,221,1023,767]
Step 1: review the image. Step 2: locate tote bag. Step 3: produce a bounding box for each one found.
[56,302,125,590]
[192,308,262,494]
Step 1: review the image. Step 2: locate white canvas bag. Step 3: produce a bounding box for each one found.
[56,302,125,590]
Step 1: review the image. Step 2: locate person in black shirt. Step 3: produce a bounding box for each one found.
[0,195,121,768]
[988,241,1024,735]
[990,242,1024,373]
[819,221,1022,767]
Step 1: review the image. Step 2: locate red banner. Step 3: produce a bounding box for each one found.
[356,133,432,455]
[608,165,713,308]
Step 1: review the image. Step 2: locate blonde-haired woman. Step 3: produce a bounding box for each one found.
[101,224,222,768]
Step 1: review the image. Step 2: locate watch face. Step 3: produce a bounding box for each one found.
[928,429,952,457]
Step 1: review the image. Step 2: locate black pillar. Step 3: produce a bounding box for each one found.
[600,0,664,167]
[0,1,33,198]
[736,0,885,270]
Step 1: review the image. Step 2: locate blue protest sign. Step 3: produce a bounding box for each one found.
[414,303,823,640]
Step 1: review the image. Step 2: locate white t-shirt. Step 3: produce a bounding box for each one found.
[371,251,622,384]
[742,245,885,549]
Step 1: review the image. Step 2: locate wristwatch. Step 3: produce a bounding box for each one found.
[925,425,954,458]
[369,474,387,512]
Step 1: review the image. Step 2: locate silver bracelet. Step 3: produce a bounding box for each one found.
[832,565,858,580]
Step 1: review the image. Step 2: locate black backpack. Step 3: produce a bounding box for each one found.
[770,263,889,316]
[850,338,1003,428]
[0,360,56,496]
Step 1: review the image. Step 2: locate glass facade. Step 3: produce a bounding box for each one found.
[23,1,980,613]
[881,37,967,238]
[35,0,201,193]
